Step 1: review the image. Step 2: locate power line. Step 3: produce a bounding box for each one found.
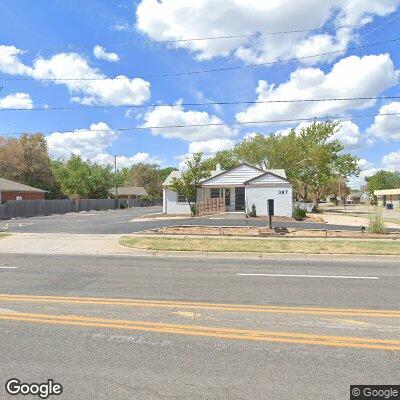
[19,17,400,51]
[2,37,400,82]
[59,23,374,48]
[1,96,400,112]
[1,111,399,137]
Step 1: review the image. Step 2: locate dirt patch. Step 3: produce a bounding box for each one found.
[155,225,400,239]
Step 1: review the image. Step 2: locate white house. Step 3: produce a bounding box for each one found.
[163,163,293,217]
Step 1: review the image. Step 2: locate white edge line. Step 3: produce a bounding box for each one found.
[236,273,379,280]
[0,267,18,269]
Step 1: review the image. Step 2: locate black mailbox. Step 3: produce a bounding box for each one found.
[267,199,274,216]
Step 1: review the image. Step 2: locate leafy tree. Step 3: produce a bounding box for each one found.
[204,150,240,170]
[366,170,400,194]
[51,155,115,198]
[170,153,210,216]
[0,134,61,198]
[232,122,359,202]
[124,163,160,197]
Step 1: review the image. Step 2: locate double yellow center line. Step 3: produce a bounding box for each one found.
[0,310,399,351]
[1,294,399,351]
[0,294,400,318]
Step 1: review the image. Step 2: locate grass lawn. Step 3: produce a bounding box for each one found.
[119,236,400,255]
[0,233,9,239]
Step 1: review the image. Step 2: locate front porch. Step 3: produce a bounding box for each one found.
[197,187,246,213]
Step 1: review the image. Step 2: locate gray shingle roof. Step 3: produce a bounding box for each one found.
[163,165,287,186]
[0,177,45,193]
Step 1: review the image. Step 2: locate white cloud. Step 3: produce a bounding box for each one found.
[93,152,163,168]
[93,45,120,62]
[0,92,33,109]
[46,122,117,160]
[366,102,400,141]
[0,45,32,75]
[46,122,161,168]
[382,150,400,170]
[348,158,379,188]
[143,103,236,141]
[136,0,400,64]
[188,138,235,154]
[236,54,399,124]
[0,46,150,106]
[329,120,364,149]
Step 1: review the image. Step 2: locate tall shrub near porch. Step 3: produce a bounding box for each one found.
[170,153,210,216]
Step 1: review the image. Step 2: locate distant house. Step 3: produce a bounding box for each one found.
[0,177,46,203]
[163,163,293,217]
[110,186,148,200]
[360,191,373,204]
[346,190,362,204]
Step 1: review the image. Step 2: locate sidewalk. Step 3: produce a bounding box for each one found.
[0,233,132,255]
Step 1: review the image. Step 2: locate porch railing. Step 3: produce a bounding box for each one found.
[197,198,226,214]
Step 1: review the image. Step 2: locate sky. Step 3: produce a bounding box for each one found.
[1,0,400,188]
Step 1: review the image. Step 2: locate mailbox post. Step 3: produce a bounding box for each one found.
[267,199,274,229]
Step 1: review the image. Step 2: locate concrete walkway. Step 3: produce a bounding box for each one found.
[0,233,132,255]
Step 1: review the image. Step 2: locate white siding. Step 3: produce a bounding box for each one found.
[202,164,263,187]
[163,189,191,214]
[246,185,293,217]
[248,173,288,185]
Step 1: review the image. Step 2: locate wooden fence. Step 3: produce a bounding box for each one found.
[0,197,162,220]
[197,198,226,214]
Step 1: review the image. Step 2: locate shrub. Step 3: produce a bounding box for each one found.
[119,200,128,209]
[293,207,307,221]
[368,208,386,234]
[249,204,257,217]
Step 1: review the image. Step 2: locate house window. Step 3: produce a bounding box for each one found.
[177,192,196,203]
[210,188,221,198]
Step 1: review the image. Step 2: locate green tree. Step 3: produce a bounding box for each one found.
[233,122,359,202]
[204,150,240,170]
[170,153,210,216]
[366,170,400,194]
[52,155,115,198]
[124,163,160,197]
[0,134,61,198]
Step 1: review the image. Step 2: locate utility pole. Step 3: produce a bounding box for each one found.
[114,155,118,207]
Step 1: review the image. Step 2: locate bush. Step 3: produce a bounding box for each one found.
[368,208,386,234]
[293,207,307,221]
[249,204,257,217]
[119,200,128,209]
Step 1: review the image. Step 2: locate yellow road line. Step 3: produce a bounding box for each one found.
[0,294,399,318]
[0,311,399,351]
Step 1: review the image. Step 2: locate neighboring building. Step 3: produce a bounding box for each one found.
[360,191,373,204]
[110,186,148,199]
[346,190,362,204]
[163,163,293,217]
[0,177,46,203]
[374,189,400,208]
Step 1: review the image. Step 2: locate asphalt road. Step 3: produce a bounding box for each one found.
[0,253,399,399]
[1,206,394,234]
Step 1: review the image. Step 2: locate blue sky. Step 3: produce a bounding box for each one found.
[1,0,400,187]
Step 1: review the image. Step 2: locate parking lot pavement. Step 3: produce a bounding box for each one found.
[3,206,399,234]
